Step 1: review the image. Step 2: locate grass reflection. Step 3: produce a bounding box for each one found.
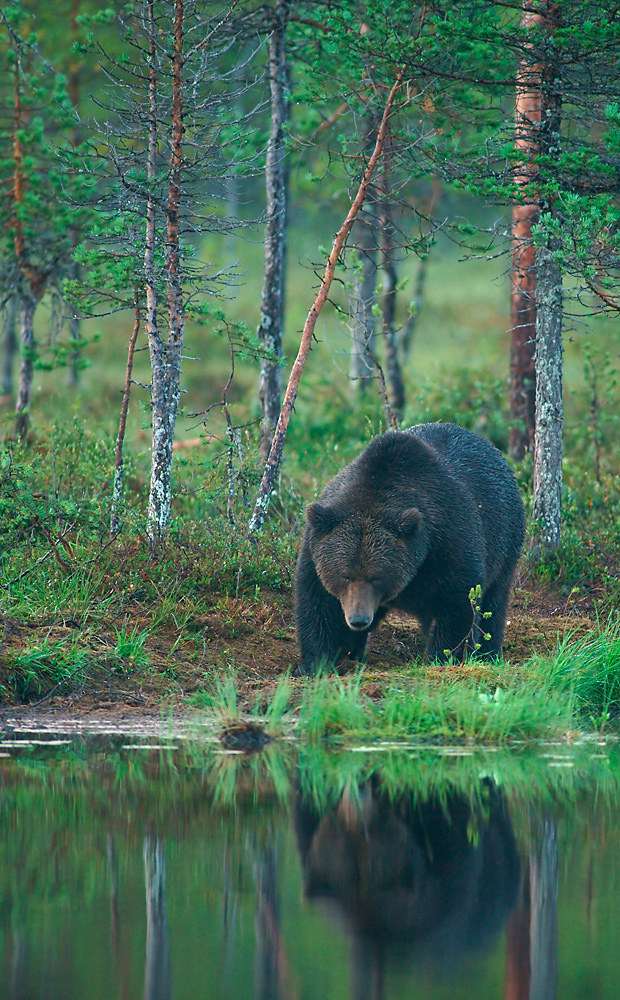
[2,734,620,823]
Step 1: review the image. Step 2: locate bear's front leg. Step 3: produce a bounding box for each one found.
[295,542,368,675]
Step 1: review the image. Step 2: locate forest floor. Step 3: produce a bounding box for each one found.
[0,568,600,729]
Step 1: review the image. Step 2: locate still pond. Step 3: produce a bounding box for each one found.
[1,727,619,999]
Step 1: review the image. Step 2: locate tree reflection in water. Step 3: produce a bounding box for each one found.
[144,832,171,1000]
[505,817,559,1000]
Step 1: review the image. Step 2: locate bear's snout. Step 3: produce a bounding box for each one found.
[341,582,380,631]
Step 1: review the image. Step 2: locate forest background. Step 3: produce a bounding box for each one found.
[2,0,620,736]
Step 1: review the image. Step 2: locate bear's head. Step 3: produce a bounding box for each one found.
[307,503,429,631]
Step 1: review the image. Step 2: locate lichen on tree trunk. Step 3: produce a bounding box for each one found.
[532,244,563,549]
[145,0,185,552]
[531,1,563,551]
[349,196,378,394]
[379,134,404,422]
[257,0,290,462]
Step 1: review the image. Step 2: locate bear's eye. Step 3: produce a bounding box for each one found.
[342,575,351,583]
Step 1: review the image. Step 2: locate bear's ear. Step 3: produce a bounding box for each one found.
[396,507,422,536]
[307,502,340,535]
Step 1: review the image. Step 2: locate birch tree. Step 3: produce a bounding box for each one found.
[75,0,255,551]
[248,68,407,537]
[378,128,405,422]
[144,834,171,1000]
[257,0,291,461]
[0,6,81,441]
[531,2,563,551]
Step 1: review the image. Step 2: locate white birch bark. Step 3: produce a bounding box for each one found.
[144,835,171,1000]
[532,245,563,548]
[379,135,404,421]
[258,0,290,461]
[532,2,563,550]
[529,819,558,1000]
[144,1,162,544]
[152,0,184,548]
[145,0,184,551]
[349,196,378,393]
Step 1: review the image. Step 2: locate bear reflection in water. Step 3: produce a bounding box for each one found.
[294,781,520,992]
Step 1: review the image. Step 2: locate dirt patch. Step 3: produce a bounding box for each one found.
[0,579,604,717]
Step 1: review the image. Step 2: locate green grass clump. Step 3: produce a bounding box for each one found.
[296,672,571,745]
[1,636,90,702]
[537,616,620,728]
[112,624,151,672]
[298,671,374,741]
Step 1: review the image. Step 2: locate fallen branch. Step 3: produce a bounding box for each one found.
[247,67,405,539]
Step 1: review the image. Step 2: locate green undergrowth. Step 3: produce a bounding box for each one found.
[530,616,620,730]
[295,672,572,744]
[186,618,620,746]
[3,382,620,712]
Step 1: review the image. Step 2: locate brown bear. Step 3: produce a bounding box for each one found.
[295,423,525,672]
[293,782,520,970]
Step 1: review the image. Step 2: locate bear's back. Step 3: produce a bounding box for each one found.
[408,422,525,565]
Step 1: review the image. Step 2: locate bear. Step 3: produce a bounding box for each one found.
[293,781,521,970]
[295,422,525,673]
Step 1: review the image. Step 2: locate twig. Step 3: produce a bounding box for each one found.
[30,661,87,707]
[111,290,141,536]
[370,350,399,430]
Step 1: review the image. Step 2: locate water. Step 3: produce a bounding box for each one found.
[1,728,620,999]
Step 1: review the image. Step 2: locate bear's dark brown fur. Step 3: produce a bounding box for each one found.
[295,423,525,672]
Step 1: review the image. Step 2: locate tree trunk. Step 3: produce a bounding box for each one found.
[66,301,81,388]
[143,3,164,543]
[258,0,290,461]
[379,133,404,422]
[509,6,543,461]
[504,860,531,1000]
[349,193,378,394]
[400,253,429,363]
[15,294,37,442]
[532,2,563,551]
[66,0,82,388]
[111,292,140,536]
[248,69,405,538]
[2,296,17,397]
[146,0,186,552]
